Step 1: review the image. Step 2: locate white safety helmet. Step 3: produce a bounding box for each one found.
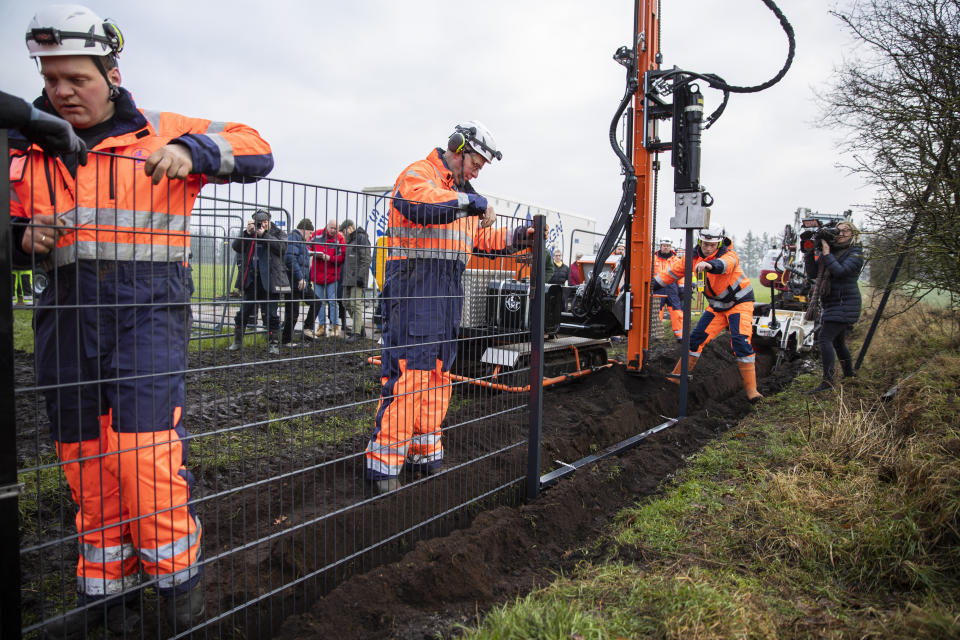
[449,120,502,163]
[658,237,673,246]
[698,226,725,244]
[26,4,124,59]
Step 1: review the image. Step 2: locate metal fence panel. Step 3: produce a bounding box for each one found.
[7,148,544,638]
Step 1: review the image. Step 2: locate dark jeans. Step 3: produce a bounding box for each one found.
[282,284,320,342]
[235,281,280,335]
[818,320,853,380]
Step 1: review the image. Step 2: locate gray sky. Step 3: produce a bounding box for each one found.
[2,0,872,245]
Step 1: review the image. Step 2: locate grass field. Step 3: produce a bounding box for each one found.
[462,298,960,639]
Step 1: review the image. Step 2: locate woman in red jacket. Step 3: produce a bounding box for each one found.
[310,220,345,336]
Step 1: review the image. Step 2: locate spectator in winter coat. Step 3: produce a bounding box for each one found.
[310,219,345,337]
[804,221,864,391]
[281,218,321,344]
[339,219,373,340]
[548,249,570,285]
[229,210,291,354]
[568,253,584,286]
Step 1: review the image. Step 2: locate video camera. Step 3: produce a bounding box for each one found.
[799,219,840,251]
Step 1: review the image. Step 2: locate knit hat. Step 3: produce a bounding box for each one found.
[296,218,314,231]
[340,219,355,232]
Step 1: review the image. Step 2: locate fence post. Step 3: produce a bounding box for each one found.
[526,214,545,500]
[0,130,24,638]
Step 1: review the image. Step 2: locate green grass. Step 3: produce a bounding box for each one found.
[461,301,960,639]
[190,262,235,301]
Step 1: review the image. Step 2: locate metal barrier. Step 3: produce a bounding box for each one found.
[4,143,551,639]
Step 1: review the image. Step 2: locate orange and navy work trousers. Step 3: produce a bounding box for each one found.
[38,261,202,601]
[56,418,202,602]
[687,300,757,365]
[365,358,451,479]
[365,261,461,480]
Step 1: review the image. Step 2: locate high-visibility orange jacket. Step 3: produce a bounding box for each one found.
[655,238,753,311]
[385,148,513,270]
[9,88,273,268]
[654,249,684,287]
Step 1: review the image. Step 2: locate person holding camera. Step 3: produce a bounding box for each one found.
[803,220,864,391]
[229,209,291,355]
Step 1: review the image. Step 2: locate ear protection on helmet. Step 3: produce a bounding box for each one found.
[447,125,476,154]
[102,20,124,55]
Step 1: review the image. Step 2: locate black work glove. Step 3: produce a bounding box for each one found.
[22,107,88,165]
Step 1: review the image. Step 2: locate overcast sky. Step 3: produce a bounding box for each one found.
[2,0,873,245]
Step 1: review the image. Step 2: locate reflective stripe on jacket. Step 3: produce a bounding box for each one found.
[386,148,508,266]
[654,249,684,288]
[654,238,753,311]
[8,88,273,267]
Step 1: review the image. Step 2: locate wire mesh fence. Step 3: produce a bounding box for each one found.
[4,144,548,639]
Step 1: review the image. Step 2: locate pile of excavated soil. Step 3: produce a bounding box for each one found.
[271,341,800,640]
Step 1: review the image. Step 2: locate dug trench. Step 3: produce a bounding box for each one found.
[12,337,802,638]
[268,340,803,640]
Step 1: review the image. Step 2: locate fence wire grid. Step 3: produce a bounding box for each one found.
[4,145,551,639]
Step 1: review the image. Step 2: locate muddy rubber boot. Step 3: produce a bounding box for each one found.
[373,477,400,495]
[666,355,698,384]
[163,587,205,635]
[737,361,764,402]
[226,326,244,351]
[105,601,141,635]
[43,605,104,639]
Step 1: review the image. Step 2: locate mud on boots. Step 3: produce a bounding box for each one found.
[737,358,764,403]
[163,585,206,635]
[667,353,699,384]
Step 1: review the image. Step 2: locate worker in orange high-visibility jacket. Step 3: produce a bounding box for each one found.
[365,121,532,494]
[654,226,763,402]
[652,237,684,340]
[9,6,273,636]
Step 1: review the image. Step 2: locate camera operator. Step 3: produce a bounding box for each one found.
[803,220,864,391]
[228,209,291,355]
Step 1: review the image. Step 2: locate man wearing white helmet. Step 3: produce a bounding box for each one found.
[364,120,532,493]
[10,4,274,635]
[654,226,763,402]
[652,237,684,340]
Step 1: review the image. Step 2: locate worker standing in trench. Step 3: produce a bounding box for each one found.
[654,226,763,402]
[364,121,533,494]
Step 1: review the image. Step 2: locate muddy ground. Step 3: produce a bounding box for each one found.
[13,334,802,639]
[269,340,802,640]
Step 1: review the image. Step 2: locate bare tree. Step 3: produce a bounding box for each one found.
[819,0,960,304]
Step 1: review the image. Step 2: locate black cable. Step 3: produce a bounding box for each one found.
[658,0,795,128]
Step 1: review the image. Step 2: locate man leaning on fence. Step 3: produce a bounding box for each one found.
[8,5,273,635]
[364,120,533,494]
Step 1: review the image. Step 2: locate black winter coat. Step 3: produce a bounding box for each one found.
[233,223,291,294]
[805,244,864,324]
[549,263,570,285]
[340,226,372,287]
